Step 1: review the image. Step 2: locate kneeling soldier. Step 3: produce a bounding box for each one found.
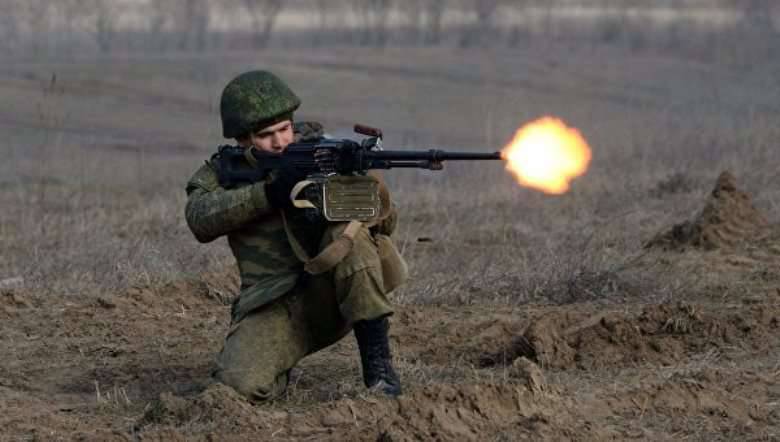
[184,70,406,401]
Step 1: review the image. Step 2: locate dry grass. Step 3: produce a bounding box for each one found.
[2,40,780,307]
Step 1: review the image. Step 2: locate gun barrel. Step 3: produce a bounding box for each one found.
[367,150,501,162]
[437,151,502,161]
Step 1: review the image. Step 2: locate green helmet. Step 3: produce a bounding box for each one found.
[220,70,301,139]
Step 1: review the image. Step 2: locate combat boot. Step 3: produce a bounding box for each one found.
[353,316,402,397]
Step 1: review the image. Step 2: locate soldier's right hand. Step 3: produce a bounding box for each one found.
[264,165,307,209]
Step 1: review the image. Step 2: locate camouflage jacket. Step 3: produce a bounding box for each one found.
[184,122,395,321]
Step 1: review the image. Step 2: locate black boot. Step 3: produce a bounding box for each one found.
[353,317,402,397]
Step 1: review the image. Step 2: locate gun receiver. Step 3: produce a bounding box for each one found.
[213,125,501,188]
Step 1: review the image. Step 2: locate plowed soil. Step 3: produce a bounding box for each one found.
[2,172,779,441]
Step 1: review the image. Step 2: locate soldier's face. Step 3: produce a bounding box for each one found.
[239,120,294,154]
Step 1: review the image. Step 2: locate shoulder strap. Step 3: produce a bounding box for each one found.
[281,211,362,275]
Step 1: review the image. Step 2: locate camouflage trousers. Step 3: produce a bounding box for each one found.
[213,225,394,401]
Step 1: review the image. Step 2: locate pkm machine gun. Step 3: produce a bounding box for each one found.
[213,124,501,222]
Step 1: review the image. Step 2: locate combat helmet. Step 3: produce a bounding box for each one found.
[220,70,301,139]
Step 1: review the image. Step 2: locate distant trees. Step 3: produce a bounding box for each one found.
[348,0,451,46]
[0,0,773,62]
[348,0,393,46]
[149,0,170,50]
[61,0,121,54]
[398,0,446,45]
[737,0,775,32]
[241,0,284,48]
[459,0,502,47]
[423,0,446,45]
[176,0,211,51]
[0,0,21,52]
[22,0,53,55]
[94,0,120,53]
[146,0,211,51]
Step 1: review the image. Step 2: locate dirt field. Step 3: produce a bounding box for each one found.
[1,44,779,441]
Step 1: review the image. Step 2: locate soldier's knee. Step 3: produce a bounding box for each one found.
[334,230,381,277]
[215,368,289,402]
[351,226,379,253]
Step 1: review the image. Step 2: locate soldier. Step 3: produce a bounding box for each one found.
[184,70,406,402]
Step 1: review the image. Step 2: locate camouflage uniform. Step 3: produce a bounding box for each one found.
[185,123,401,401]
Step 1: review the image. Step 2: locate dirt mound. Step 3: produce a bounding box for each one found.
[393,306,529,366]
[646,171,768,250]
[0,289,34,319]
[137,382,611,441]
[620,372,763,425]
[139,383,278,432]
[599,367,777,439]
[487,302,779,370]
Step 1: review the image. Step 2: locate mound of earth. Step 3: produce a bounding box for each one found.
[136,381,613,441]
[645,171,768,250]
[484,302,779,370]
[600,367,777,438]
[138,383,279,433]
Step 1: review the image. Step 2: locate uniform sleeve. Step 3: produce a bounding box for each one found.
[184,162,274,243]
[293,121,324,141]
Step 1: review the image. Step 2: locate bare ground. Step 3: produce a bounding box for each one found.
[3,230,779,440]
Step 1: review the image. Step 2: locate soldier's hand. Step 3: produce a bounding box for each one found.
[264,164,307,209]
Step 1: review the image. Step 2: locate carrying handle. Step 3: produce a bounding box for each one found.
[354,124,383,139]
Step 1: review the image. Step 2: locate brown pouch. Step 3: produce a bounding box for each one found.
[374,234,408,293]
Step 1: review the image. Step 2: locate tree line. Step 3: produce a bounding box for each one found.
[0,0,775,59]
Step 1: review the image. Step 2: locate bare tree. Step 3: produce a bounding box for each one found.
[57,0,100,53]
[22,0,53,55]
[460,0,501,48]
[193,0,212,51]
[0,0,21,53]
[93,0,120,53]
[420,0,446,45]
[475,0,500,28]
[315,0,329,31]
[505,0,533,48]
[313,0,336,46]
[242,0,284,49]
[148,0,170,50]
[350,0,393,46]
[738,0,775,32]
[397,0,423,44]
[171,0,211,51]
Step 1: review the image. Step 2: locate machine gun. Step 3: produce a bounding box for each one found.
[212,124,501,222]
